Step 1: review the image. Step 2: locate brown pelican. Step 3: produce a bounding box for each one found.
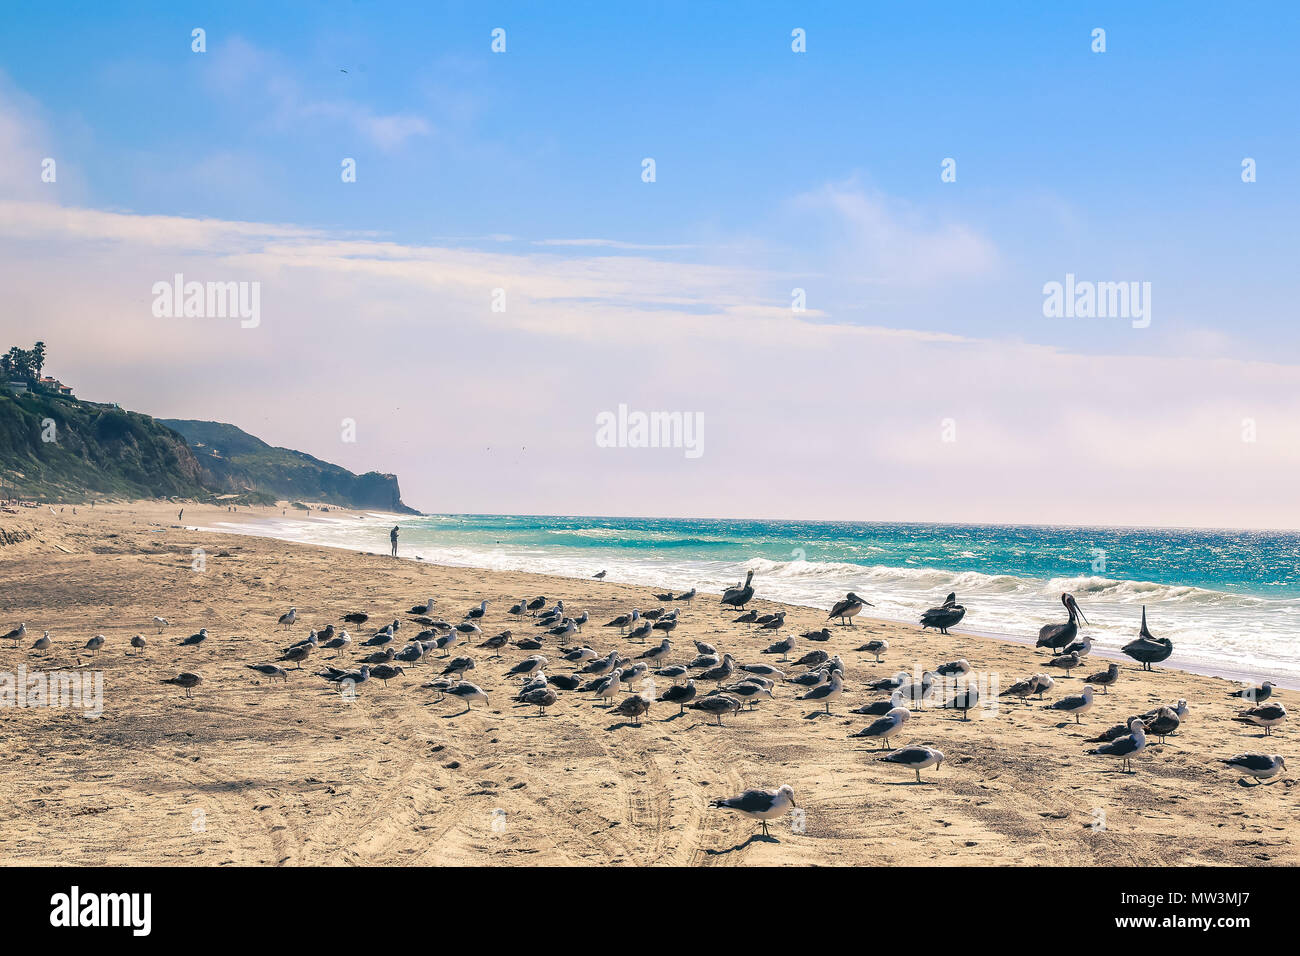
[720,571,755,610]
[1121,606,1173,671]
[1036,593,1087,652]
[920,592,966,634]
[828,592,872,626]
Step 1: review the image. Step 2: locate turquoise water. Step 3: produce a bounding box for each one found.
[206,513,1300,685]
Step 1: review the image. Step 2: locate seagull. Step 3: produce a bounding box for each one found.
[444,681,488,713]
[758,612,786,631]
[611,694,652,725]
[653,590,674,602]
[517,686,558,715]
[857,639,888,663]
[465,600,488,620]
[1086,718,1146,773]
[83,634,105,656]
[1063,635,1093,658]
[1235,702,1287,736]
[740,662,784,679]
[941,685,980,721]
[507,599,528,617]
[246,663,289,682]
[709,785,797,837]
[934,658,971,679]
[317,664,371,689]
[130,634,147,654]
[526,596,547,615]
[508,655,549,679]
[637,638,672,664]
[278,607,297,629]
[548,672,583,691]
[591,669,624,703]
[762,634,796,660]
[726,682,775,709]
[160,672,203,697]
[1142,704,1181,743]
[322,630,352,657]
[581,652,620,677]
[179,628,208,647]
[1227,681,1276,704]
[394,643,425,666]
[479,632,511,657]
[655,664,689,682]
[410,597,436,614]
[697,654,736,685]
[593,570,607,580]
[363,626,394,647]
[793,649,830,669]
[879,746,944,783]
[152,616,169,633]
[562,645,597,664]
[799,670,844,713]
[851,706,911,749]
[658,679,697,713]
[277,645,312,668]
[1044,684,1094,723]
[852,690,905,717]
[286,630,319,651]
[733,610,759,624]
[1046,651,1081,676]
[651,616,678,634]
[2,623,27,645]
[621,661,649,686]
[787,667,829,689]
[693,639,718,656]
[342,611,369,625]
[828,592,872,625]
[999,676,1037,703]
[690,694,742,725]
[867,671,911,692]
[369,664,405,686]
[627,620,653,644]
[31,631,51,653]
[1028,673,1055,699]
[1084,662,1120,693]
[1221,753,1287,785]
[674,588,696,601]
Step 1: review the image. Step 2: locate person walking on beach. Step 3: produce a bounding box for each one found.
[390,525,400,557]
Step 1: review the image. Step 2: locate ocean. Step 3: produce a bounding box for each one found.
[202,512,1300,687]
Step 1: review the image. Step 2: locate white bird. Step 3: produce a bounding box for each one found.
[709,785,797,837]
[1221,753,1287,785]
[1044,684,1094,723]
[152,616,170,633]
[1086,718,1146,773]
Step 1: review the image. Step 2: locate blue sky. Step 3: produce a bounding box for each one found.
[2,3,1300,525]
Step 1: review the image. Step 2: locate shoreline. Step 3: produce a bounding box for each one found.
[196,510,1300,693]
[0,500,1294,867]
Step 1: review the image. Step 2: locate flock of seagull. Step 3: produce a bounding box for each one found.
[3,573,1290,839]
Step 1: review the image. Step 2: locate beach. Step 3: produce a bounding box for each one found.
[0,500,1294,866]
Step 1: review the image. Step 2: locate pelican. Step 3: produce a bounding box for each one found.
[720,571,755,610]
[828,592,872,625]
[1121,606,1173,671]
[709,785,796,837]
[920,592,966,634]
[1036,593,1086,653]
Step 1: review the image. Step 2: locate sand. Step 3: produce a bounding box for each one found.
[0,501,1294,866]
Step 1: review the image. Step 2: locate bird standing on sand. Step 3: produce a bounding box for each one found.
[161,672,203,697]
[921,592,966,634]
[698,654,736,685]
[444,681,488,713]
[999,676,1037,703]
[799,670,844,713]
[508,655,549,680]
[853,690,906,717]
[857,639,888,663]
[709,785,796,837]
[83,634,105,656]
[627,620,653,643]
[1084,662,1119,693]
[593,570,607,580]
[762,634,796,661]
[828,592,872,625]
[690,694,742,726]
[31,631,51,653]
[1235,702,1287,736]
[941,685,980,721]
[719,570,755,610]
[851,706,910,749]
[277,645,312,668]
[1121,606,1173,671]
[322,630,351,657]
[517,686,558,715]
[659,679,697,713]
[246,663,289,682]
[1086,718,1146,773]
[1037,593,1087,653]
[179,628,208,647]
[637,638,671,664]
[1044,684,1094,723]
[480,632,510,657]
[611,693,652,725]
[465,600,488,621]
[2,623,27,645]
[879,746,944,783]
[152,616,169,633]
[441,656,475,680]
[130,634,147,654]
[1222,753,1287,785]
[1046,651,1081,676]
[278,607,297,629]
[370,664,405,686]
[1227,681,1275,703]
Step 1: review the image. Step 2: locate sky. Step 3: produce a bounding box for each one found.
[2,2,1299,527]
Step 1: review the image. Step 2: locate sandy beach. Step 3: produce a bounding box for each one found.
[0,501,1294,866]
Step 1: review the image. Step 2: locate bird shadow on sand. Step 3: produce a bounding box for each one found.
[704,833,778,855]
[659,711,688,722]
[605,720,646,731]
[802,710,836,720]
[883,779,938,786]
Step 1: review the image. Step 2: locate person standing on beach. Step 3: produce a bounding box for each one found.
[390,525,399,557]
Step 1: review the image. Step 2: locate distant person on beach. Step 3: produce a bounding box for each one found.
[178,509,183,521]
[390,526,399,557]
